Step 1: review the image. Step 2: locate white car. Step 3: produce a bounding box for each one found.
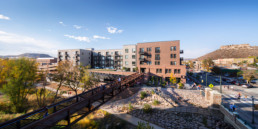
[242,84,253,88]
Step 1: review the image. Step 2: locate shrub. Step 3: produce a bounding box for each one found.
[178,83,184,89]
[140,91,147,99]
[137,122,154,129]
[143,104,152,113]
[128,102,133,111]
[161,83,166,87]
[153,100,160,106]
[151,90,155,95]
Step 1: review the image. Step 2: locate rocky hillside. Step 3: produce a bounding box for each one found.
[0,53,52,59]
[196,44,258,60]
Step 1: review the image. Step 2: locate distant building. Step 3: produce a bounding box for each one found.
[92,49,123,70]
[36,58,57,73]
[122,44,137,72]
[58,49,92,66]
[136,40,186,83]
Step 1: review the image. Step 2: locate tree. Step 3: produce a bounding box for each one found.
[170,73,177,85]
[81,66,98,92]
[237,70,243,77]
[52,61,71,103]
[0,58,7,86]
[65,64,84,102]
[1,58,38,113]
[202,58,214,72]
[243,70,257,83]
[211,66,221,75]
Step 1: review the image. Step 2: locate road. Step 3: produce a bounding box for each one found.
[188,73,258,128]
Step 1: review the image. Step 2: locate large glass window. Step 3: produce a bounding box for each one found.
[170,61,176,65]
[170,46,176,51]
[132,48,136,53]
[125,49,129,53]
[155,47,160,53]
[140,48,144,53]
[155,54,160,60]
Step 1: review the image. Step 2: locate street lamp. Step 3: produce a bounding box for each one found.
[252,96,255,124]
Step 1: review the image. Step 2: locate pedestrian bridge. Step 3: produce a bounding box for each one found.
[0,73,144,129]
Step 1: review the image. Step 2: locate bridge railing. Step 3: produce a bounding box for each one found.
[0,73,143,129]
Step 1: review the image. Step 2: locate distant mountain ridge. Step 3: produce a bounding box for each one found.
[196,44,258,61]
[0,53,52,59]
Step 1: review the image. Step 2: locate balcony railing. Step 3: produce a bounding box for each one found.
[139,58,145,61]
[180,50,184,54]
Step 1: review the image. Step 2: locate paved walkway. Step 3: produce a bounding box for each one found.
[100,107,164,129]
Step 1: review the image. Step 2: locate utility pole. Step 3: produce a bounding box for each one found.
[206,73,207,87]
[252,96,255,124]
[220,75,222,93]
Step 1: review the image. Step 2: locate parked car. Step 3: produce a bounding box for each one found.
[214,78,220,83]
[242,84,253,88]
[251,79,258,84]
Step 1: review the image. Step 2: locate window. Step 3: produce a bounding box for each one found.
[125,49,129,53]
[111,57,114,60]
[147,47,152,52]
[178,69,181,74]
[132,55,136,59]
[111,52,113,55]
[111,61,114,65]
[125,61,129,65]
[155,54,160,60]
[132,61,136,66]
[106,52,109,55]
[170,46,176,51]
[102,56,105,60]
[147,55,152,58]
[170,54,176,58]
[140,61,144,65]
[165,69,171,74]
[125,55,129,59]
[132,48,136,53]
[170,61,176,65]
[147,61,152,65]
[155,61,160,65]
[140,55,144,59]
[156,69,162,73]
[155,47,160,53]
[139,48,144,53]
[174,69,178,74]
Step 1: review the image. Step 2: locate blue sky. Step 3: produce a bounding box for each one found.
[0,0,257,58]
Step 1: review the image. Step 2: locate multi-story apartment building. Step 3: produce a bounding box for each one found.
[36,58,58,73]
[136,40,186,83]
[92,49,123,70]
[58,49,92,66]
[122,44,137,72]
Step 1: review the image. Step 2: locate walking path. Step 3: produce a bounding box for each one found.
[100,105,164,129]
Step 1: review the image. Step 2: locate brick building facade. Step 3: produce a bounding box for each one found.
[136,40,186,83]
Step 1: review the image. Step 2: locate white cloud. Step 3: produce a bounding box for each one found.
[107,26,123,34]
[59,21,66,26]
[0,30,59,56]
[93,35,110,40]
[73,25,82,29]
[64,34,90,42]
[0,14,10,20]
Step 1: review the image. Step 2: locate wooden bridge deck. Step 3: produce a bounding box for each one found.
[0,73,144,129]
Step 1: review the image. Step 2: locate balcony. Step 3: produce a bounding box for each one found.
[180,50,184,54]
